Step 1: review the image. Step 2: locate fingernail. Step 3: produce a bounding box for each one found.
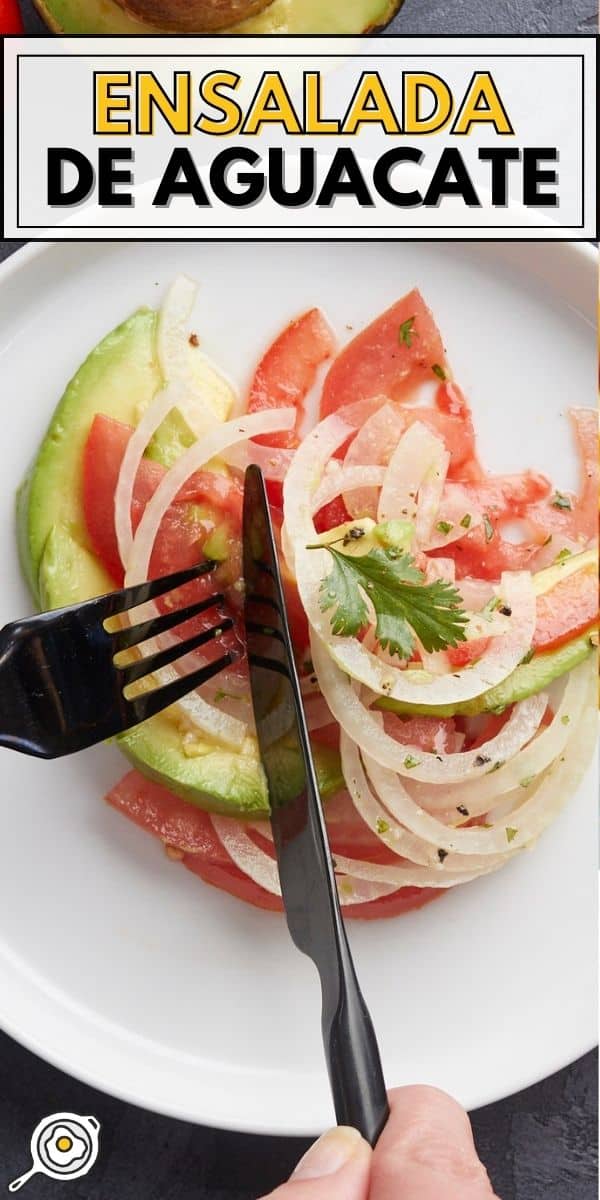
[292,1127,364,1180]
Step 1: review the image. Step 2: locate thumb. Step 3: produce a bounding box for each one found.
[260,1126,372,1200]
[370,1086,499,1200]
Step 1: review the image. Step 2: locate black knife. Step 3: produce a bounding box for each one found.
[242,464,389,1146]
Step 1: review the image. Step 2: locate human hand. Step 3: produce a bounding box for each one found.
[261,1086,499,1200]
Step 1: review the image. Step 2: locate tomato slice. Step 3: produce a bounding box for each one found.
[108,771,441,920]
[83,413,243,663]
[434,471,552,580]
[382,713,463,754]
[533,562,599,652]
[527,409,599,545]
[320,290,445,418]
[314,495,352,534]
[446,638,491,668]
[83,414,166,584]
[247,309,336,449]
[107,771,230,861]
[0,0,24,32]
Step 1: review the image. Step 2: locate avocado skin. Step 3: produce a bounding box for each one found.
[377,633,595,719]
[18,312,343,817]
[34,0,401,34]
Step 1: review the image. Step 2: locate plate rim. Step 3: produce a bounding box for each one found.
[0,237,597,1136]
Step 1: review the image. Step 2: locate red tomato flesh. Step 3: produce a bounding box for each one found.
[83,413,244,663]
[248,308,336,449]
[533,563,599,651]
[436,471,552,580]
[107,771,440,920]
[526,409,598,545]
[0,0,24,32]
[320,290,445,418]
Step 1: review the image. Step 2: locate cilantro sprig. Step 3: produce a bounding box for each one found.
[307,543,468,660]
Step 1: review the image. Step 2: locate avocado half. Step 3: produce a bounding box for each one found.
[17,307,343,818]
[34,0,401,34]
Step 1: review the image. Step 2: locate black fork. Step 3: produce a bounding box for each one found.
[0,562,236,758]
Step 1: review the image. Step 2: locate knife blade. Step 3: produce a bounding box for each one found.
[242,464,389,1146]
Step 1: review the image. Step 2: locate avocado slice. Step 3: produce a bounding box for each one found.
[377,632,595,719]
[17,308,161,602]
[34,0,400,34]
[18,312,343,817]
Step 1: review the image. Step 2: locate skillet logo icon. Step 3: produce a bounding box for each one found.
[7,1113,100,1192]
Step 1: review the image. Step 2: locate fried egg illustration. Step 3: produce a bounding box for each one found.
[8,1113,101,1191]
[41,1124,89,1170]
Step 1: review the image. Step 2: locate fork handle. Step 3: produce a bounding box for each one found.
[0,624,31,750]
[320,953,390,1146]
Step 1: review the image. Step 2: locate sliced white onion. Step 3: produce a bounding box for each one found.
[210,815,398,905]
[302,567,535,706]
[157,275,237,438]
[221,441,294,481]
[409,662,589,815]
[343,403,403,518]
[311,466,386,515]
[282,413,356,568]
[423,483,483,551]
[377,421,447,532]
[119,407,294,747]
[159,663,247,749]
[157,275,197,384]
[339,733,494,881]
[114,381,185,568]
[363,659,596,855]
[127,407,296,587]
[309,626,541,782]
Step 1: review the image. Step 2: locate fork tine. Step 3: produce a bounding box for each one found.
[126,654,235,725]
[111,593,225,651]
[94,561,218,620]
[120,618,235,685]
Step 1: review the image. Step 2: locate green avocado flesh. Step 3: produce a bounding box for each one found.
[18,310,343,818]
[377,633,594,719]
[35,0,398,34]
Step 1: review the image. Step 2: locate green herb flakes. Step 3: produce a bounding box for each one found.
[551,492,572,511]
[398,317,416,347]
[561,714,570,725]
[506,827,518,843]
[459,513,472,529]
[486,760,505,774]
[519,776,535,788]
[436,520,453,535]
[403,755,421,770]
[376,818,390,835]
[432,363,447,381]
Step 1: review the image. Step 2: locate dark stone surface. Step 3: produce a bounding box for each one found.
[16,0,599,34]
[0,1030,597,1199]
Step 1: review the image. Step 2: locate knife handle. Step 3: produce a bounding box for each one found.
[321,961,390,1147]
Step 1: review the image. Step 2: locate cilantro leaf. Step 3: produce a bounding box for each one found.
[312,545,468,659]
[398,317,416,348]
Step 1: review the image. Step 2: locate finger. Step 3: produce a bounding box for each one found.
[370,1086,499,1200]
[260,1126,372,1200]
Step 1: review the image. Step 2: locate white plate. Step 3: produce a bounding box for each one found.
[0,240,597,1136]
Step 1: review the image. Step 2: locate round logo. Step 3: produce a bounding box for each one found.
[8,1113,101,1192]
